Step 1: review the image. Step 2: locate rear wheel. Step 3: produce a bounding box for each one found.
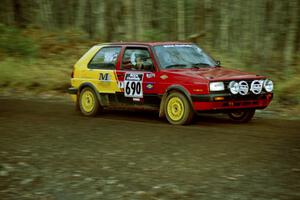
[79,87,100,116]
[164,92,194,125]
[228,109,255,123]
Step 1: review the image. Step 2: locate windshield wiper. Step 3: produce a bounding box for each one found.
[191,63,211,68]
[164,64,188,69]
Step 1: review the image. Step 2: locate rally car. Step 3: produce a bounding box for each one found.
[69,42,273,125]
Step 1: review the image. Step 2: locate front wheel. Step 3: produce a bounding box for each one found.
[79,87,101,116]
[228,109,255,123]
[164,92,194,125]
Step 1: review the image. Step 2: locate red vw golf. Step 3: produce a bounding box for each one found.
[69,42,274,125]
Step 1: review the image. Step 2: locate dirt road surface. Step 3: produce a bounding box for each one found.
[0,97,299,200]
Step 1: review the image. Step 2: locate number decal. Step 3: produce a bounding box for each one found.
[136,81,141,94]
[125,81,131,94]
[131,82,136,95]
[124,73,143,98]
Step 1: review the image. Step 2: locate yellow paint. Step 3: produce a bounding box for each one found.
[70,45,121,102]
[167,97,184,121]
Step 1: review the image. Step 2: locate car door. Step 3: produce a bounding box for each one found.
[115,46,160,106]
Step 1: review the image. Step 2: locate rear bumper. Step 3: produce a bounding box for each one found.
[192,92,273,112]
[68,88,78,103]
[68,87,78,94]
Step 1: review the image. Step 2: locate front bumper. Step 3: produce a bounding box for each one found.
[191,92,273,111]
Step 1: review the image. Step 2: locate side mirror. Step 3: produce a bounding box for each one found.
[216,60,221,66]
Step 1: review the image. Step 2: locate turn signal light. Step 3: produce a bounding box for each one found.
[266,93,273,100]
[214,96,225,101]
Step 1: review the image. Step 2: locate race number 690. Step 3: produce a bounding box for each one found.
[125,81,142,98]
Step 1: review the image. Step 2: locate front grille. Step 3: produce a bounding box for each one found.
[222,101,259,107]
[225,92,268,100]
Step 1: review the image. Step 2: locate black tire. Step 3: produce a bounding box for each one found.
[79,87,101,116]
[164,92,194,125]
[228,109,255,123]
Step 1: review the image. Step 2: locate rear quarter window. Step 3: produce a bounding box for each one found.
[88,47,121,69]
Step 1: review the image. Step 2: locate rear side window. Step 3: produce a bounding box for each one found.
[88,47,121,69]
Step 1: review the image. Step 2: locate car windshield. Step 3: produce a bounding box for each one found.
[153,44,217,69]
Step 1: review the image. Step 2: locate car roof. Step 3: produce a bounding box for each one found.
[97,41,194,47]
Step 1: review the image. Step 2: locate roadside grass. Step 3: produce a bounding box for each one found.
[276,77,300,105]
[0,26,95,93]
[0,57,71,92]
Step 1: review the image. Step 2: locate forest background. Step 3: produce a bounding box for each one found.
[0,0,299,114]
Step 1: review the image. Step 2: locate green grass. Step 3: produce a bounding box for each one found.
[275,77,300,105]
[0,57,72,92]
[0,25,95,92]
[0,24,38,57]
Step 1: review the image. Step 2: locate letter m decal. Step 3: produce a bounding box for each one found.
[99,73,110,81]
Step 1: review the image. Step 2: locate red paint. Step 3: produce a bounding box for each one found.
[112,42,273,112]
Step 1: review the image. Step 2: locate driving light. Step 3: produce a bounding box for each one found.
[238,81,249,95]
[228,81,239,94]
[210,82,225,91]
[250,80,263,94]
[264,79,274,92]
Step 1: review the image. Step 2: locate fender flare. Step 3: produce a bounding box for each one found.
[159,85,194,118]
[78,82,105,107]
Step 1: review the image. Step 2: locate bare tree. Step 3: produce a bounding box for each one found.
[177,0,185,40]
[0,0,299,69]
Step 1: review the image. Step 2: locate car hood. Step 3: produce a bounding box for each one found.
[161,67,265,81]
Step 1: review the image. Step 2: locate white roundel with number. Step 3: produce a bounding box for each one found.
[124,73,143,98]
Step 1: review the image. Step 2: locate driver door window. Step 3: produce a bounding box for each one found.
[122,48,154,71]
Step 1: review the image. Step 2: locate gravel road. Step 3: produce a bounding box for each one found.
[0,97,299,200]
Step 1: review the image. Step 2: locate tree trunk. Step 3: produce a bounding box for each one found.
[284,0,298,71]
[76,0,87,30]
[177,0,185,40]
[123,0,134,40]
[0,0,14,25]
[135,0,143,41]
[219,0,229,53]
[38,0,53,30]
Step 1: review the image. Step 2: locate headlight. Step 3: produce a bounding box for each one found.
[264,79,274,92]
[209,82,224,91]
[228,81,239,94]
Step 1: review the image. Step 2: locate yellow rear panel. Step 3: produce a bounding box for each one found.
[71,45,121,98]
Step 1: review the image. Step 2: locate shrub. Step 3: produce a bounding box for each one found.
[0,24,38,57]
